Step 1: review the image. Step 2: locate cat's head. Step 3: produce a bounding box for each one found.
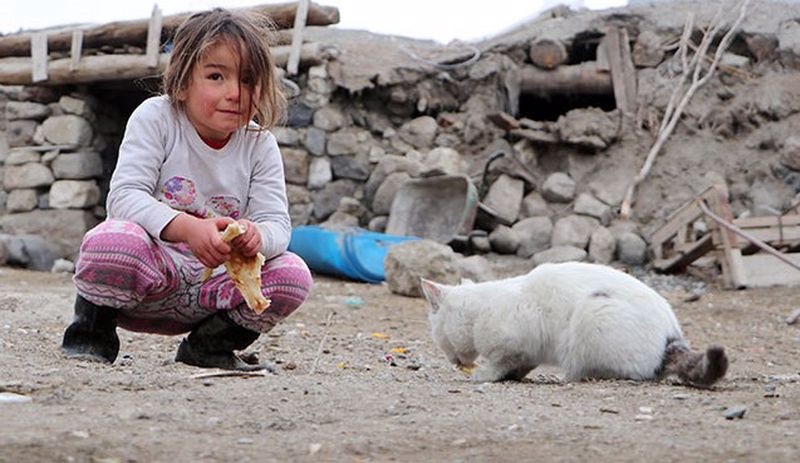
[420,278,477,368]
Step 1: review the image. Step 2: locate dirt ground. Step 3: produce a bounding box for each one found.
[1,261,799,463]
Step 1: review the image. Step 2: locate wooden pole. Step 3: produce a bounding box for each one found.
[145,4,163,69]
[287,0,310,75]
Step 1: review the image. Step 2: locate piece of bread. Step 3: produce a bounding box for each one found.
[202,222,271,314]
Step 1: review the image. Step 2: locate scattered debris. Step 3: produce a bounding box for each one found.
[763,383,779,398]
[190,370,270,380]
[310,311,336,375]
[0,392,32,404]
[651,185,800,288]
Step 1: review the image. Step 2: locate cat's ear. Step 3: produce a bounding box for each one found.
[420,278,445,313]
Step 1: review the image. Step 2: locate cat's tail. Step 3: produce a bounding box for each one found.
[663,339,728,387]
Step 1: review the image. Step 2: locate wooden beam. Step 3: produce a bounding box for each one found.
[0,2,340,58]
[528,38,568,70]
[520,62,612,96]
[0,42,334,85]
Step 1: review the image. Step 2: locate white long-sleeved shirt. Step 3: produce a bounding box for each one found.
[107,95,291,259]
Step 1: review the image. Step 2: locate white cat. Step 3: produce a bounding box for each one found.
[420,262,728,387]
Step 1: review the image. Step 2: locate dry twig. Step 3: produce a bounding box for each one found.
[309,311,335,375]
[620,0,750,219]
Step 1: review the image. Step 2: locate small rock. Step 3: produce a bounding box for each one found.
[634,414,654,421]
[763,383,779,398]
[723,405,747,419]
[309,443,322,455]
[786,308,800,325]
[51,258,75,274]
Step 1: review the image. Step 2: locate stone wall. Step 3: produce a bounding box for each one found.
[0,86,123,268]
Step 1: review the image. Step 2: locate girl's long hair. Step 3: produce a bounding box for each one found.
[162,8,286,130]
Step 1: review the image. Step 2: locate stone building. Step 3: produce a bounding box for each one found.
[1,1,799,277]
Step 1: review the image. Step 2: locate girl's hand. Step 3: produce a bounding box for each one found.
[231,219,262,257]
[185,216,235,268]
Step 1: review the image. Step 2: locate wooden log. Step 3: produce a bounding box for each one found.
[519,62,611,96]
[0,42,335,85]
[0,2,339,58]
[528,38,568,70]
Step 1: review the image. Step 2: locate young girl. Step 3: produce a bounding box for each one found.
[61,8,313,371]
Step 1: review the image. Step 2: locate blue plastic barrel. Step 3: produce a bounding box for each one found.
[288,226,420,283]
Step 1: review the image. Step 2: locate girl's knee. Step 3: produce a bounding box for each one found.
[75,220,166,295]
[262,252,313,290]
[80,220,153,255]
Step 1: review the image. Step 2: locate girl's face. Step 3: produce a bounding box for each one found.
[179,39,261,141]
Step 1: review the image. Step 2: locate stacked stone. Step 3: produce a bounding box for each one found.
[0,57,649,272]
[271,63,647,269]
[0,87,115,264]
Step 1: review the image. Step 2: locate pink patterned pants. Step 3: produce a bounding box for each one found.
[74,220,313,335]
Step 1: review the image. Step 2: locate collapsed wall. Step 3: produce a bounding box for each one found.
[2,0,800,275]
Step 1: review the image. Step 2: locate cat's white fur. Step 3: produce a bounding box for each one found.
[421,262,689,383]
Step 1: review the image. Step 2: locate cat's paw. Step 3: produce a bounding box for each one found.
[470,365,505,383]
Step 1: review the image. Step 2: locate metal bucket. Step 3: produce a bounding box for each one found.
[385,174,479,243]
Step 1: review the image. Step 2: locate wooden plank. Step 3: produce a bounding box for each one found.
[734,214,800,228]
[286,0,310,75]
[740,253,800,287]
[603,26,637,116]
[145,4,163,69]
[706,189,746,288]
[69,30,83,72]
[652,233,713,272]
[30,32,48,82]
[596,34,610,72]
[732,226,800,246]
[619,28,637,112]
[650,186,719,246]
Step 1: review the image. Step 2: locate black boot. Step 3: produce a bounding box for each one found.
[175,311,273,372]
[61,295,120,363]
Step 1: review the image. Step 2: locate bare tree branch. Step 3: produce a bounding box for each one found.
[620,0,750,219]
